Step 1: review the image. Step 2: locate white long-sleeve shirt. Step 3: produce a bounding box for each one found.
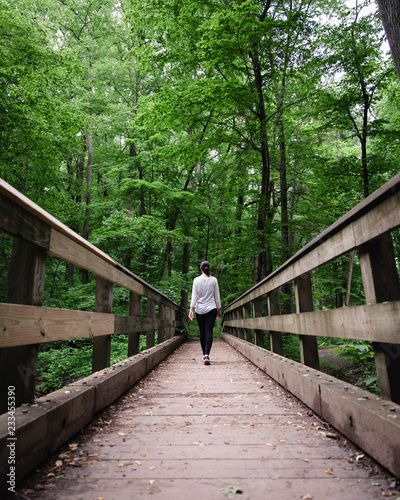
[190,275,221,315]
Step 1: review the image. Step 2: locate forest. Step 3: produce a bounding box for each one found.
[1,0,400,393]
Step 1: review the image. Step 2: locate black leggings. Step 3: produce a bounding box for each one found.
[196,308,217,356]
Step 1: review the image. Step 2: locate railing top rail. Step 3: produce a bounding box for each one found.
[0,178,183,312]
[226,172,400,311]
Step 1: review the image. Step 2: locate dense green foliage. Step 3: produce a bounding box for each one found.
[1,0,399,394]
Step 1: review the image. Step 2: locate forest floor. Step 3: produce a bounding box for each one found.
[318,347,372,389]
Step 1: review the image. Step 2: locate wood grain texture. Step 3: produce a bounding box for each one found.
[225,176,400,313]
[0,303,114,347]
[49,229,145,295]
[224,300,400,344]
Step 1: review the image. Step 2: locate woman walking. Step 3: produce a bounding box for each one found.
[189,261,221,365]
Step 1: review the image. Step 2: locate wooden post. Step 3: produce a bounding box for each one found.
[171,308,176,337]
[0,238,46,412]
[268,288,283,355]
[128,291,141,356]
[294,273,320,369]
[92,276,113,373]
[253,297,265,347]
[158,303,165,343]
[244,302,253,342]
[165,307,171,339]
[228,310,235,335]
[359,233,400,402]
[236,307,245,339]
[146,298,156,348]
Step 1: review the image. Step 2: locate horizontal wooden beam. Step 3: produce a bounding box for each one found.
[0,193,51,249]
[0,178,114,265]
[226,175,400,312]
[49,229,145,296]
[224,300,400,344]
[0,178,184,313]
[0,304,182,348]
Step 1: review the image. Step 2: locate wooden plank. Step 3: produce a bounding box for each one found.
[92,277,113,373]
[146,298,156,349]
[49,229,145,295]
[128,292,141,356]
[0,194,50,249]
[0,304,114,347]
[224,300,400,344]
[359,233,400,403]
[0,239,46,413]
[158,303,165,344]
[114,316,171,335]
[295,273,319,369]
[0,178,116,266]
[243,302,252,342]
[253,297,264,347]
[0,335,187,482]
[223,333,400,479]
[267,288,283,355]
[225,182,400,313]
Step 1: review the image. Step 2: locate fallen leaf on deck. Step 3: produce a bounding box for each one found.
[119,461,133,467]
[118,432,128,437]
[301,495,313,500]
[325,468,333,474]
[149,465,156,471]
[221,484,243,498]
[55,460,63,467]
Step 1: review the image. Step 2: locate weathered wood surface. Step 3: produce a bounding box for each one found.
[16,339,395,500]
[0,303,183,347]
[0,178,184,311]
[224,300,400,343]
[0,335,187,486]
[226,174,400,312]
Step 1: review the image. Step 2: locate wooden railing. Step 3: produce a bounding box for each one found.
[0,178,188,414]
[222,173,400,404]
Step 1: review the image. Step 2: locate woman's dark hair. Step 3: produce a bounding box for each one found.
[200,261,210,276]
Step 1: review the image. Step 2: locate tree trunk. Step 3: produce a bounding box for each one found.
[377,0,400,80]
[82,133,93,283]
[251,56,272,283]
[251,3,273,284]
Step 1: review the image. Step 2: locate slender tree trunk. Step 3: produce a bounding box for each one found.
[82,133,93,283]
[251,3,274,283]
[251,53,272,283]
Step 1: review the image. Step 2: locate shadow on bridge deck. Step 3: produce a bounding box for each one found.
[16,339,397,500]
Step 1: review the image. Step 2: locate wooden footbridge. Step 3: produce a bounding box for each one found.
[1,175,400,499]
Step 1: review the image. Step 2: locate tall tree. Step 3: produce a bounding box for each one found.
[377,0,400,79]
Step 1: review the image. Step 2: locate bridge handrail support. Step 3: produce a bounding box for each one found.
[0,177,189,414]
[222,172,400,404]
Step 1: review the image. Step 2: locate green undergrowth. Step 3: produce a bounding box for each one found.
[36,334,149,397]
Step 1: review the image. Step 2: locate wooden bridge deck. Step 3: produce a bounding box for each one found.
[17,339,395,500]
